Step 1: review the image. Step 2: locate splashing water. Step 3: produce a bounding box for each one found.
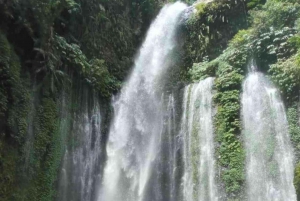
[242,68,296,201]
[98,2,187,201]
[180,77,218,201]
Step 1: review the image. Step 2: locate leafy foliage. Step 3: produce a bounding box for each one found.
[269,52,300,102]
[187,0,300,198]
[189,43,249,198]
[194,3,207,16]
[183,0,248,78]
[249,0,300,36]
[0,0,165,200]
[29,98,61,201]
[246,0,266,10]
[68,0,164,81]
[213,49,247,198]
[54,35,120,97]
[0,31,31,200]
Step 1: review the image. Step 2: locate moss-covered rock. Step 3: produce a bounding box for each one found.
[294,163,300,200]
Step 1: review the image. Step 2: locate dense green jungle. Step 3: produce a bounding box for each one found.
[1,0,300,200]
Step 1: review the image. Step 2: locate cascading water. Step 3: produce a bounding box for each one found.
[57,89,103,201]
[158,93,182,201]
[180,77,218,201]
[242,63,296,201]
[166,94,179,201]
[98,2,187,201]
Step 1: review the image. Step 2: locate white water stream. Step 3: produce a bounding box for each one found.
[98,3,187,201]
[181,77,218,201]
[242,63,296,201]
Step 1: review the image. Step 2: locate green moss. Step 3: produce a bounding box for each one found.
[0,32,12,119]
[0,29,65,201]
[294,163,300,200]
[246,0,266,10]
[215,91,245,197]
[229,29,252,48]
[287,106,300,160]
[183,0,248,72]
[195,3,207,16]
[0,31,32,200]
[24,97,61,201]
[189,59,218,81]
[189,40,249,198]
[0,138,18,201]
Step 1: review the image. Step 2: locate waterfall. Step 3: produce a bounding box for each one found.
[70,95,102,201]
[166,94,179,201]
[242,64,296,201]
[98,2,187,201]
[180,77,218,201]
[159,93,182,201]
[57,89,103,201]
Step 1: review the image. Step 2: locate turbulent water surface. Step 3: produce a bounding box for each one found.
[242,64,296,201]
